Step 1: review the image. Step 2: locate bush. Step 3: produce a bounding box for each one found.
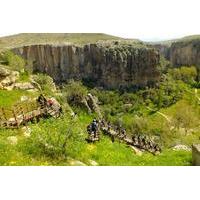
[32,73,56,95]
[129,115,148,134]
[168,66,197,84]
[173,106,198,133]
[0,50,25,72]
[20,116,77,160]
[62,80,88,107]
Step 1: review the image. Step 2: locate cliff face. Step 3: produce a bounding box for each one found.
[13,41,160,89]
[152,38,200,68]
[152,44,170,60]
[169,40,200,67]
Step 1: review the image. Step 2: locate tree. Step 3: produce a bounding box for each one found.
[173,107,196,134]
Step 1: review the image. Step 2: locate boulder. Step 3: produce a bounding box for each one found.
[0,66,20,89]
[1,73,19,86]
[192,144,200,166]
[67,158,86,166]
[13,82,35,90]
[86,93,102,117]
[172,144,191,151]
[20,96,29,102]
[88,159,99,166]
[0,66,11,78]
[129,145,143,156]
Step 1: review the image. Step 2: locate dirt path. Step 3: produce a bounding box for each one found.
[146,106,171,123]
[194,89,200,102]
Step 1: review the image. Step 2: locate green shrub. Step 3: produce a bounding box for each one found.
[19,116,77,160]
[0,50,25,72]
[168,66,197,84]
[62,80,88,107]
[32,73,56,95]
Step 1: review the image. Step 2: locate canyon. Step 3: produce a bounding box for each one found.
[1,34,200,89]
[13,41,160,89]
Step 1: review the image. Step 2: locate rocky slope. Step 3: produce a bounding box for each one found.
[13,41,160,89]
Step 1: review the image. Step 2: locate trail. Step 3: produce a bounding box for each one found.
[194,89,200,102]
[186,88,200,103]
[146,106,171,123]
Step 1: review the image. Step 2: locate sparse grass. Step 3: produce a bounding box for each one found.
[0,90,28,108]
[0,33,122,50]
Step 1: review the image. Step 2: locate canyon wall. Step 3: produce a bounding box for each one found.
[169,40,200,67]
[13,41,160,89]
[153,39,200,67]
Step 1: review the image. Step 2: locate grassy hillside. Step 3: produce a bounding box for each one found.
[0,33,123,50]
[149,34,200,46]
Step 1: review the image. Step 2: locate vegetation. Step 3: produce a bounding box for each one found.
[0,49,199,165]
[0,33,123,50]
[0,50,25,72]
[168,66,197,84]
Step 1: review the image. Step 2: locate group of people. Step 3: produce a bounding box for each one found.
[132,134,161,153]
[86,118,161,154]
[86,119,127,142]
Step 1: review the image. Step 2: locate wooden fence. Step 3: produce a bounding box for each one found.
[0,101,47,128]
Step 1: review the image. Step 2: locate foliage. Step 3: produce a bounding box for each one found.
[0,50,25,72]
[19,116,75,159]
[173,105,199,133]
[32,73,56,95]
[168,66,197,84]
[62,80,88,107]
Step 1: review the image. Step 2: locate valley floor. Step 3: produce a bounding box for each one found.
[0,89,197,166]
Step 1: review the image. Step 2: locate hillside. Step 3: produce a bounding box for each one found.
[0,33,124,50]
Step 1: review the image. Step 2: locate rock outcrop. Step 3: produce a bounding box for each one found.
[13,41,160,89]
[0,66,19,90]
[0,65,38,91]
[192,144,200,166]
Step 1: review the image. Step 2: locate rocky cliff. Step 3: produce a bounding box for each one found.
[13,41,160,89]
[152,37,200,68]
[169,39,200,67]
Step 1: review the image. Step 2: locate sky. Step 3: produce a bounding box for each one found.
[0,0,200,42]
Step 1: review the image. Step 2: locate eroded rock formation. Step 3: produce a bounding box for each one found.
[169,40,200,67]
[13,41,160,89]
[152,39,200,68]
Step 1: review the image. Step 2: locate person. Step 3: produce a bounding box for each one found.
[37,94,47,108]
[91,119,98,138]
[107,121,111,132]
[121,128,126,138]
[47,98,54,107]
[100,119,106,128]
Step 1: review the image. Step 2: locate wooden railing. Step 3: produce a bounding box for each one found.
[0,101,47,128]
